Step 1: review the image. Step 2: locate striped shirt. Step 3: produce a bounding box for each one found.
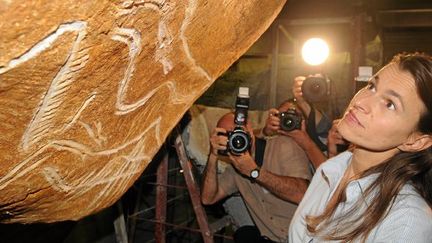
[289,151,432,243]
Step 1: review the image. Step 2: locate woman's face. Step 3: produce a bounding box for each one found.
[338,62,427,152]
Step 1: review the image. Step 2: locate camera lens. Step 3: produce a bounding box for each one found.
[231,135,246,150]
[302,76,328,103]
[310,83,322,92]
[228,130,251,155]
[281,117,295,131]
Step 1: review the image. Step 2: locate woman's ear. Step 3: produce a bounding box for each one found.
[398,133,432,152]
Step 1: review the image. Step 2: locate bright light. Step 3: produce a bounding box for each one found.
[301,38,329,66]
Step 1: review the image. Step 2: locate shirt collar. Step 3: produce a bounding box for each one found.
[320,151,352,189]
[320,151,380,202]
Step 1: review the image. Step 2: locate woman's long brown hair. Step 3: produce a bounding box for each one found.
[305,53,432,242]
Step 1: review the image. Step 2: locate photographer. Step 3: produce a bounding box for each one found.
[201,111,312,242]
[260,76,347,169]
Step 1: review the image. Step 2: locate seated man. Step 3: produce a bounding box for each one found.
[201,110,312,242]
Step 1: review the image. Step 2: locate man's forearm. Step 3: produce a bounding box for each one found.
[256,170,309,204]
[302,140,327,169]
[201,153,220,205]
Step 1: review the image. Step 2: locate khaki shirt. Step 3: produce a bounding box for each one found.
[218,135,312,242]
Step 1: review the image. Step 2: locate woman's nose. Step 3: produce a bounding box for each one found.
[353,93,372,114]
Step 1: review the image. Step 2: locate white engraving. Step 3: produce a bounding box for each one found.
[62,92,97,132]
[0,147,51,190]
[51,116,163,156]
[0,21,88,74]
[180,0,212,81]
[79,121,105,148]
[116,0,165,17]
[50,117,161,208]
[156,21,173,75]
[112,28,188,115]
[20,21,89,151]
[0,117,163,191]
[43,167,73,193]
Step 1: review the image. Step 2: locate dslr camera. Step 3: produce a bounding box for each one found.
[218,87,252,156]
[301,75,331,103]
[279,108,302,131]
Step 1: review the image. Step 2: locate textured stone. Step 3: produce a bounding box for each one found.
[0,0,285,223]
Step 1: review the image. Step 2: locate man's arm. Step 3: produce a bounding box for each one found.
[229,153,309,204]
[292,76,323,126]
[280,121,327,169]
[253,108,279,139]
[201,127,230,205]
[257,169,309,204]
[201,153,227,205]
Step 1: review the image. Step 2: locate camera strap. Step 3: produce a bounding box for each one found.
[254,138,266,167]
[306,106,328,152]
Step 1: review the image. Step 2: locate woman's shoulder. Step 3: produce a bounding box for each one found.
[370,186,432,242]
[394,184,432,213]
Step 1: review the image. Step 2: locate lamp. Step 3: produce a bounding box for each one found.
[301,38,329,66]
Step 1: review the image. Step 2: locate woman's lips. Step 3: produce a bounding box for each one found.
[345,110,364,128]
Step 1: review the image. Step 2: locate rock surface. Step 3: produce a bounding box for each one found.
[0,0,285,223]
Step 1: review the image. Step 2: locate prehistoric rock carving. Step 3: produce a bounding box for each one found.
[0,0,286,223]
[20,21,89,151]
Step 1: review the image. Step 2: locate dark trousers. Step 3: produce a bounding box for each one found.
[233,225,276,243]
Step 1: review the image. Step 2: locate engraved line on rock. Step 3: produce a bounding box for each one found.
[116,0,165,17]
[1,116,162,191]
[0,21,87,74]
[21,21,89,151]
[180,0,211,81]
[112,28,188,115]
[155,20,173,75]
[62,92,97,132]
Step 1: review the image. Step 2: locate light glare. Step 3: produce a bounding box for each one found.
[301,38,329,66]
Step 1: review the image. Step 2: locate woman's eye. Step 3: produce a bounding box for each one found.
[366,82,376,91]
[386,100,396,110]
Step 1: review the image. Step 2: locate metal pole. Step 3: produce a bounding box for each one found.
[174,133,213,243]
[352,12,366,96]
[269,22,280,109]
[155,152,169,243]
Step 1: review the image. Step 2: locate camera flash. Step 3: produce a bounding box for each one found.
[238,87,249,98]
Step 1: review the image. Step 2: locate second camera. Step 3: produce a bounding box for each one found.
[279,108,302,131]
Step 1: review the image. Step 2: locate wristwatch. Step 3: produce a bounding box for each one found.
[250,166,261,180]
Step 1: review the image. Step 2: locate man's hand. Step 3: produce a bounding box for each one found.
[279,120,314,150]
[263,108,280,137]
[228,152,257,177]
[327,119,346,157]
[292,76,313,119]
[292,76,306,104]
[209,127,229,156]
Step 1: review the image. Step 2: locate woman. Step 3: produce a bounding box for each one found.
[289,52,432,242]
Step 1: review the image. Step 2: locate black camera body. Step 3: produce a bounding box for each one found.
[302,76,330,103]
[218,87,252,156]
[218,128,252,156]
[279,108,302,131]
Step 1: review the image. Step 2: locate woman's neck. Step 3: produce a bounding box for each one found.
[349,147,399,176]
